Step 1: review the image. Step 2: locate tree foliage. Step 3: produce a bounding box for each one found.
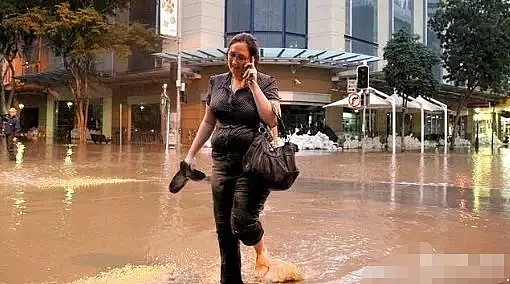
[0,0,41,114]
[34,0,130,16]
[38,3,160,141]
[383,30,438,99]
[0,1,160,140]
[429,0,510,148]
[383,30,438,150]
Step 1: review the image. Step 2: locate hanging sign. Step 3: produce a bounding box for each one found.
[160,0,177,37]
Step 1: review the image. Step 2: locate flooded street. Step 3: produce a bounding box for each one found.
[1,143,510,283]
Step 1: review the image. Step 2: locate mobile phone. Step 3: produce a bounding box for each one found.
[245,62,255,82]
[244,57,254,82]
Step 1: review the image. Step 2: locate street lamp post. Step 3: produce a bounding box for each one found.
[474,108,480,150]
[161,83,170,151]
[476,120,480,150]
[175,0,182,152]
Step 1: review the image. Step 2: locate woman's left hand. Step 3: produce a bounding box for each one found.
[243,56,257,86]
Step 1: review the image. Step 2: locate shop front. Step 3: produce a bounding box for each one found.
[154,47,380,146]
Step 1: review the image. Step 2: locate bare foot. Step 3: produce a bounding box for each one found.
[255,250,271,280]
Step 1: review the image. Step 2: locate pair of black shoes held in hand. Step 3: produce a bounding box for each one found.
[169,160,206,193]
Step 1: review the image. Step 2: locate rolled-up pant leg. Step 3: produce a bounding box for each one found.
[231,174,270,246]
[212,156,243,284]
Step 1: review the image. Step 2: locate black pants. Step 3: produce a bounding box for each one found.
[5,134,15,161]
[211,152,270,284]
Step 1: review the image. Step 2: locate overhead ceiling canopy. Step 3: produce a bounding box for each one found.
[17,68,72,85]
[154,48,380,69]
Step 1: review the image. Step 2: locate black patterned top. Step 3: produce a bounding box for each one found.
[206,72,280,154]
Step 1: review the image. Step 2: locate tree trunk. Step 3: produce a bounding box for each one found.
[71,69,91,143]
[449,91,472,150]
[69,69,88,143]
[83,76,90,143]
[400,94,408,152]
[401,109,406,152]
[160,101,167,144]
[77,98,87,142]
[0,56,7,115]
[6,60,16,109]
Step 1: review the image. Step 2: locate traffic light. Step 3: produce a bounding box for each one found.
[357,65,369,89]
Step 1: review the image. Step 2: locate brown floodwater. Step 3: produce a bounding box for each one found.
[1,142,510,283]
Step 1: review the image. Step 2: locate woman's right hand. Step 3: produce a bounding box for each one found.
[181,159,206,181]
[184,157,196,168]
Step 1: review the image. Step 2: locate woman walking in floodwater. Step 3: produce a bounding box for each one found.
[179,33,287,283]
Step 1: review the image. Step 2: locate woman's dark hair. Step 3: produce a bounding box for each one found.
[228,32,260,66]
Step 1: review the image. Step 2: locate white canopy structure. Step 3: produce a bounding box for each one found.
[415,95,443,112]
[386,93,423,111]
[398,93,448,154]
[322,96,350,108]
[323,88,397,153]
[322,90,391,109]
[323,89,449,154]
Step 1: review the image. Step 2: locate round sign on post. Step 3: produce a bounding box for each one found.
[348,93,362,109]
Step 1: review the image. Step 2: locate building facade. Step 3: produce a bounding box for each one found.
[13,0,506,146]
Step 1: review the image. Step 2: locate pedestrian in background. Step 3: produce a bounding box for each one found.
[3,108,21,161]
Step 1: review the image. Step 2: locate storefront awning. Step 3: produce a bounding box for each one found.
[17,68,72,85]
[154,48,380,69]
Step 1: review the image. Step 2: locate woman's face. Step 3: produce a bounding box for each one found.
[227,42,251,80]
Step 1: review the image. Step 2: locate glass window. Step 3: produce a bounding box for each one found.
[352,0,377,42]
[427,0,442,81]
[226,0,250,33]
[345,0,351,35]
[286,0,307,34]
[352,40,377,56]
[254,0,283,31]
[285,34,306,48]
[253,32,283,48]
[393,0,413,33]
[345,0,377,57]
[225,0,307,48]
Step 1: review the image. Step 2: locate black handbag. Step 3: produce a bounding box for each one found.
[242,114,300,190]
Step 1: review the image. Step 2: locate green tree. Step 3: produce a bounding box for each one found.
[37,0,130,15]
[383,30,438,150]
[0,0,41,115]
[429,0,510,149]
[38,3,160,141]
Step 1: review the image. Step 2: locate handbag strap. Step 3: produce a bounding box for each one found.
[258,112,288,142]
[275,113,288,140]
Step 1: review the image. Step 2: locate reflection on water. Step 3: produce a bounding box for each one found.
[64,145,74,164]
[11,187,26,229]
[15,142,25,167]
[0,144,510,283]
[70,264,172,284]
[64,186,75,210]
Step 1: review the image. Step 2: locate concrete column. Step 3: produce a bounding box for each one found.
[411,111,421,136]
[45,95,55,143]
[377,0,391,71]
[376,110,388,136]
[127,106,132,142]
[414,0,425,41]
[308,0,346,50]
[102,95,112,137]
[163,0,224,51]
[325,107,343,133]
[497,113,502,139]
